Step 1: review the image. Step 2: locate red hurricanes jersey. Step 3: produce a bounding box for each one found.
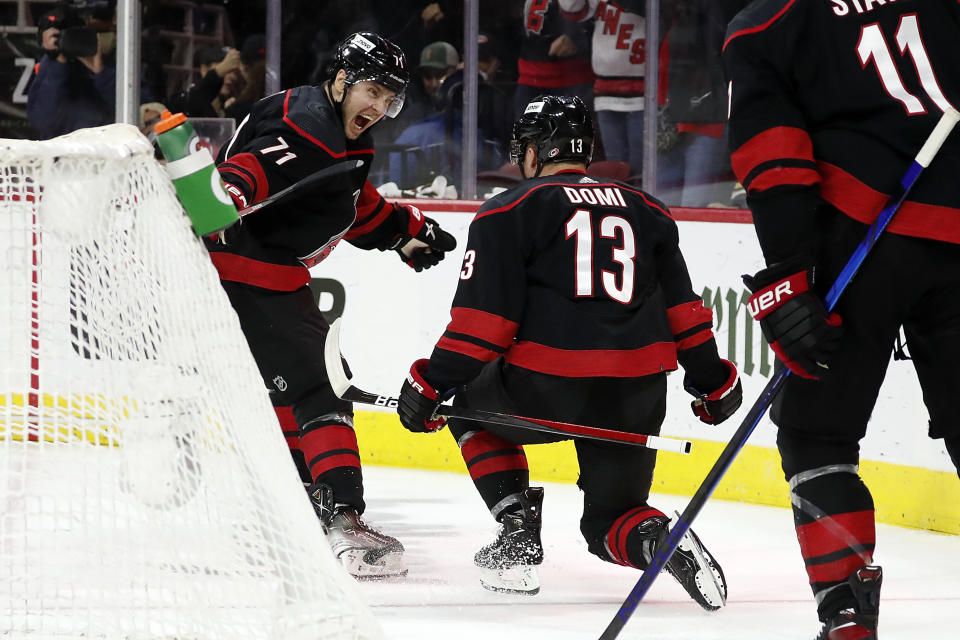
[724,0,960,263]
[205,85,408,291]
[425,169,722,392]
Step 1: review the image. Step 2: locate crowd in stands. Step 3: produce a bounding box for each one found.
[18,0,747,207]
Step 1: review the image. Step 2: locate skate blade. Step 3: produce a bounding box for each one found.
[672,513,727,609]
[339,549,408,580]
[478,565,540,595]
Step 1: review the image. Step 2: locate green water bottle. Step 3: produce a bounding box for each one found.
[155,110,239,236]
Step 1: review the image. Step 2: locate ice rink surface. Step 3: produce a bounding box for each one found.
[355,466,957,639]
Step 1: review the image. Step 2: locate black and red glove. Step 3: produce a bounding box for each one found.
[742,259,842,380]
[684,359,742,425]
[393,204,457,272]
[397,359,447,433]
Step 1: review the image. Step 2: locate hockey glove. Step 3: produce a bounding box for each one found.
[742,259,843,380]
[684,359,742,425]
[392,204,457,272]
[398,359,447,433]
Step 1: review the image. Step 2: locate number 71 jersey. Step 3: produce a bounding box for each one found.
[426,170,717,391]
[723,0,960,252]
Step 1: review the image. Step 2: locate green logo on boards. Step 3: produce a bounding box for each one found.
[701,286,772,379]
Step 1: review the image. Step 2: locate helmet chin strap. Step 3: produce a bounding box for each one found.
[325,78,349,124]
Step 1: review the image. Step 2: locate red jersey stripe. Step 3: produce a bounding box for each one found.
[676,328,714,351]
[666,300,713,335]
[504,340,677,377]
[219,152,270,203]
[447,307,519,349]
[209,252,310,291]
[346,181,392,238]
[436,335,500,362]
[747,166,821,193]
[730,126,816,185]
[819,161,960,245]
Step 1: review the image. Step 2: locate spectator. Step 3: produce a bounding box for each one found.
[166,46,242,118]
[222,34,267,125]
[387,69,503,190]
[514,0,594,118]
[139,101,167,136]
[475,33,513,149]
[657,0,743,207]
[559,0,649,175]
[27,7,149,139]
[379,40,459,144]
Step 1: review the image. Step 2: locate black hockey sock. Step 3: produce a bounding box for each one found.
[599,506,668,568]
[454,428,529,516]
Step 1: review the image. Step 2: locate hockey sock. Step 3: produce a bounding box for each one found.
[273,405,310,483]
[789,465,876,621]
[274,405,301,450]
[455,428,529,517]
[299,412,365,512]
[602,505,669,568]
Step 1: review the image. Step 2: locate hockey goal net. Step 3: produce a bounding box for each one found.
[0,124,381,639]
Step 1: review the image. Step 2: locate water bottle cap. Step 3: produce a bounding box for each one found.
[155,110,187,134]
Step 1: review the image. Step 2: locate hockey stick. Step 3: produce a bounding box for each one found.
[236,159,364,218]
[598,106,960,640]
[323,318,693,454]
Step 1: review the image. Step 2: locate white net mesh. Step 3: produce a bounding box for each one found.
[0,125,381,639]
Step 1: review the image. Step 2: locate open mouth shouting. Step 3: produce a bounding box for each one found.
[351,112,378,136]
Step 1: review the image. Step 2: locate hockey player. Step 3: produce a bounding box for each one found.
[395,95,741,606]
[206,32,457,578]
[724,2,960,638]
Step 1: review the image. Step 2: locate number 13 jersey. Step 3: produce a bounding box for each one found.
[425,170,722,393]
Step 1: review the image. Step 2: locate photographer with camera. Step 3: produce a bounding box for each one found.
[27,2,150,140]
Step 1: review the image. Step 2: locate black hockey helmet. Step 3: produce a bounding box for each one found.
[329,32,409,118]
[510,95,594,170]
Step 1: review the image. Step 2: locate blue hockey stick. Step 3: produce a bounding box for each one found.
[598,106,959,640]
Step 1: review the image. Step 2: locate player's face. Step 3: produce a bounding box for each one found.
[342,80,397,140]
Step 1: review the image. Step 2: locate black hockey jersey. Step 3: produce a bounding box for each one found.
[723,0,960,264]
[425,170,724,392]
[205,85,411,290]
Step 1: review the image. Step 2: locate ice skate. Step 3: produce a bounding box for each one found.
[814,566,882,640]
[637,512,727,610]
[308,483,407,579]
[474,487,544,595]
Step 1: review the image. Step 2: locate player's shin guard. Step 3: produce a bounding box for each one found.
[602,506,727,611]
[454,427,530,515]
[299,411,365,512]
[273,405,311,484]
[789,465,877,624]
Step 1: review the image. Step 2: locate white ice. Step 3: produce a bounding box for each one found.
[356,466,958,639]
